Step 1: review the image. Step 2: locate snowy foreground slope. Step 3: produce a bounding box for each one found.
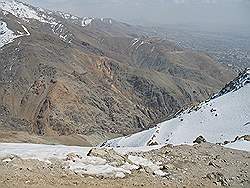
[0,143,165,178]
[102,69,250,151]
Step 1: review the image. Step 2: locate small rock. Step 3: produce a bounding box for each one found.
[193,136,206,144]
[207,172,229,186]
[161,163,175,170]
[144,166,152,174]
[2,158,12,163]
[65,153,82,162]
[224,140,230,145]
[27,167,32,171]
[208,161,221,168]
[148,141,159,146]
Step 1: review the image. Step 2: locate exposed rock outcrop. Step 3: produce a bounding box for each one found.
[0,0,235,144]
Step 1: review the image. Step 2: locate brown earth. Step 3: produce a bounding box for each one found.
[0,131,120,146]
[0,4,236,145]
[0,143,249,188]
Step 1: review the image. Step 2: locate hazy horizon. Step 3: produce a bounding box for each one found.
[20,0,250,31]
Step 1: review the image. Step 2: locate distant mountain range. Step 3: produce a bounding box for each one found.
[0,0,235,146]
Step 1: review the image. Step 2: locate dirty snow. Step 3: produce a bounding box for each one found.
[0,21,16,48]
[0,0,54,23]
[0,20,30,48]
[0,143,91,161]
[0,143,165,178]
[128,155,167,177]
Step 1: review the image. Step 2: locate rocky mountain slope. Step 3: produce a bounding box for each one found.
[0,0,235,145]
[102,69,250,149]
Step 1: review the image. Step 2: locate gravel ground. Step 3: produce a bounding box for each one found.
[0,143,249,188]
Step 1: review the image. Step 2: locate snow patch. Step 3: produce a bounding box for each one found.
[0,143,166,178]
[136,41,145,49]
[0,21,17,48]
[0,143,91,161]
[131,38,139,47]
[0,0,93,43]
[0,20,30,48]
[51,22,73,43]
[82,17,93,27]
[128,155,167,177]
[21,24,30,36]
[1,9,9,15]
[58,12,78,20]
[225,140,250,152]
[0,0,60,42]
[0,0,40,20]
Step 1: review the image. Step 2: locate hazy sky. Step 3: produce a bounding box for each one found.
[21,0,250,28]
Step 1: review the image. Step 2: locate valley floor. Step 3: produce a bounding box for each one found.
[0,143,249,188]
[0,131,120,147]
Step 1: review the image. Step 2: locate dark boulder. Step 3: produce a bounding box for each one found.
[193,135,206,144]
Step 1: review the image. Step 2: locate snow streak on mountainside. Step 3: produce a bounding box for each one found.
[0,0,96,45]
[0,21,17,48]
[0,0,58,46]
[0,20,29,48]
[102,69,250,151]
[0,0,56,24]
[82,17,93,27]
[57,12,78,20]
[0,0,99,26]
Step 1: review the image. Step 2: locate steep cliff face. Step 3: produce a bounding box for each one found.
[0,1,235,145]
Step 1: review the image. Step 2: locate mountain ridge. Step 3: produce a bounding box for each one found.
[102,69,250,149]
[0,0,236,146]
